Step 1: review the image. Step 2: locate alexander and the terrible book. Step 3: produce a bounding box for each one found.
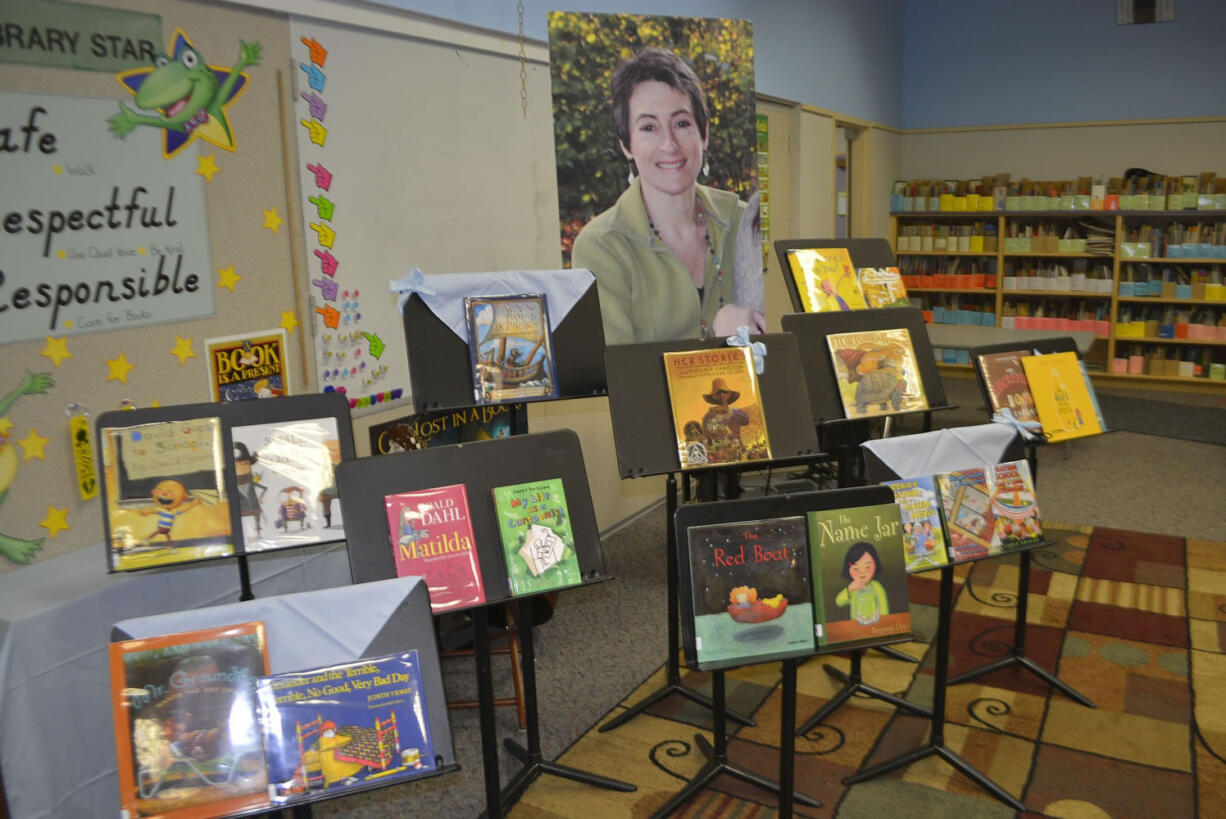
[256,650,436,805]
[108,622,270,819]
[663,345,771,469]
[808,504,912,649]
[826,328,929,420]
[682,516,815,669]
[384,484,486,612]
[492,477,582,596]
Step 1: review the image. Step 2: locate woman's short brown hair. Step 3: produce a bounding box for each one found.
[611,47,709,150]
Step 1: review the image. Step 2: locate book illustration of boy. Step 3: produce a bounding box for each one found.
[835,342,909,415]
[234,442,267,535]
[139,479,203,544]
[835,541,890,626]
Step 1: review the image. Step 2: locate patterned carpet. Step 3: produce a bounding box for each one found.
[509,523,1226,817]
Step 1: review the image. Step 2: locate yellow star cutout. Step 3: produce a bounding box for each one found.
[280,310,299,334]
[0,416,13,437]
[41,335,73,367]
[107,353,134,383]
[40,506,70,539]
[263,208,284,235]
[170,336,195,365]
[217,265,242,291]
[18,428,49,460]
[196,153,221,182]
[54,165,63,174]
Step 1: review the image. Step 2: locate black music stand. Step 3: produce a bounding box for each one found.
[401,272,607,412]
[336,430,634,817]
[599,334,821,734]
[95,393,354,600]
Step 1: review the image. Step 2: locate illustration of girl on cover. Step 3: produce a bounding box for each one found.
[835,541,890,626]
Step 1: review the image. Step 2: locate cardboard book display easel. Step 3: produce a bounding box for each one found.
[336,429,633,817]
[600,333,821,736]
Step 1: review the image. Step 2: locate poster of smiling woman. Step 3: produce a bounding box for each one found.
[547,13,760,345]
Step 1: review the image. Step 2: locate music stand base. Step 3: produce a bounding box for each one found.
[598,680,756,733]
[873,644,918,663]
[844,742,1024,811]
[796,663,932,735]
[495,737,636,811]
[947,653,1095,708]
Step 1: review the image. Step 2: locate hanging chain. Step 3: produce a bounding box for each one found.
[517,0,528,118]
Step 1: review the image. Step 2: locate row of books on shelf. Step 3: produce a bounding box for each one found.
[1121,222,1226,258]
[899,256,996,289]
[110,622,438,817]
[1120,264,1226,299]
[1002,260,1114,293]
[1110,344,1226,380]
[895,222,998,253]
[784,247,911,311]
[682,459,1042,668]
[892,172,1226,213]
[1115,304,1226,342]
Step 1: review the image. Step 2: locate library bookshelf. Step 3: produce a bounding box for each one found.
[891,210,1226,391]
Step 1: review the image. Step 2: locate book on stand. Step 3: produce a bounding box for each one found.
[785,247,868,312]
[384,484,485,612]
[882,475,950,572]
[663,345,771,469]
[101,416,234,572]
[935,459,1042,559]
[808,503,912,649]
[681,516,815,669]
[977,349,1041,427]
[256,650,437,806]
[826,328,929,419]
[464,294,558,404]
[492,477,582,595]
[108,622,270,819]
[1021,351,1105,442]
[231,417,345,552]
[857,266,910,308]
[989,460,1043,550]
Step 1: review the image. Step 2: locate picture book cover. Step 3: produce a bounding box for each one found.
[977,349,1040,426]
[492,477,582,596]
[935,466,995,560]
[256,650,437,806]
[883,475,950,572]
[464,294,558,404]
[663,345,771,469]
[990,460,1043,551]
[857,266,910,308]
[368,403,527,454]
[785,247,867,312]
[826,328,929,419]
[683,516,815,669]
[231,418,344,553]
[808,504,912,649]
[204,329,291,402]
[108,622,270,819]
[384,484,485,612]
[102,417,235,572]
[1021,351,1105,442]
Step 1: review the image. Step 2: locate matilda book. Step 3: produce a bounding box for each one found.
[231,418,344,553]
[663,345,771,470]
[204,329,291,402]
[977,349,1040,427]
[935,466,995,560]
[808,503,912,649]
[108,622,270,819]
[826,328,929,420]
[785,247,868,312]
[384,484,485,612]
[1021,351,1105,442]
[102,417,234,572]
[857,266,910,308]
[464,294,559,404]
[492,477,582,596]
[682,516,815,669]
[256,650,436,805]
[990,460,1043,550]
[883,476,950,572]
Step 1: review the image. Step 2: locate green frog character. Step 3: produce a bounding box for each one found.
[109,30,261,157]
[0,371,55,565]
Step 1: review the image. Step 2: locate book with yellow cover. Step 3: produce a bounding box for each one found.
[826,328,929,419]
[1021,351,1104,442]
[663,346,771,469]
[857,267,910,308]
[785,248,868,312]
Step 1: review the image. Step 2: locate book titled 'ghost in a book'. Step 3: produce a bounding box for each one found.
[385,484,485,612]
[663,345,771,470]
[492,477,582,595]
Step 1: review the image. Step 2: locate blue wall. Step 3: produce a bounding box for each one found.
[375,0,905,127]
[900,0,1226,128]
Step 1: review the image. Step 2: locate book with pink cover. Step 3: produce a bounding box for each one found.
[385,484,486,612]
